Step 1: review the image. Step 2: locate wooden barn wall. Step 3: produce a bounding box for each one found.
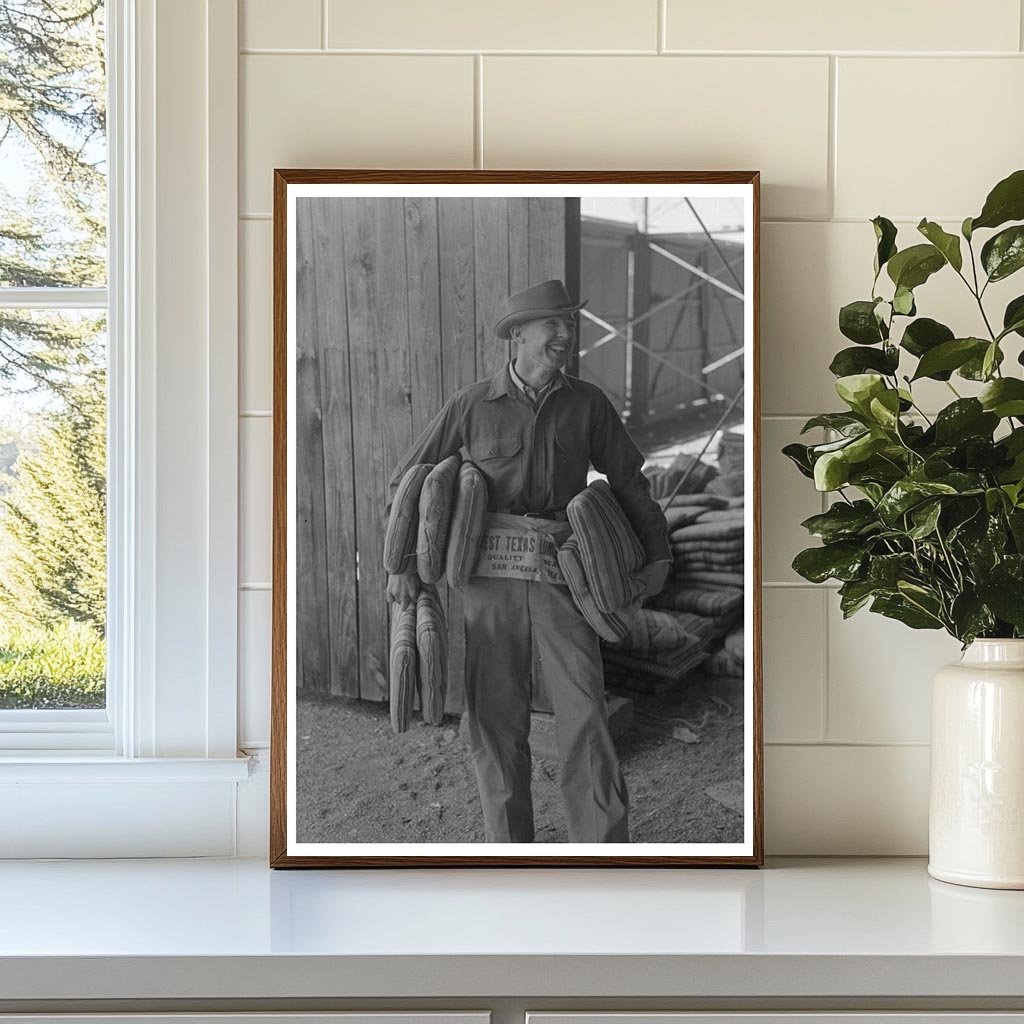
[578,223,744,426]
[295,195,568,706]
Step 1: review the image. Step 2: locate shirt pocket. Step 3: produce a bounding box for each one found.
[470,434,523,501]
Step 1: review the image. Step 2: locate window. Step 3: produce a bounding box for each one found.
[0,0,110,747]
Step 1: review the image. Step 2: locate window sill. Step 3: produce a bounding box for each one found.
[0,754,252,782]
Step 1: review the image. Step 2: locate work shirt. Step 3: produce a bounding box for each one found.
[386,365,671,564]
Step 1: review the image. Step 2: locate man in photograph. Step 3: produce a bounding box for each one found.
[386,278,670,844]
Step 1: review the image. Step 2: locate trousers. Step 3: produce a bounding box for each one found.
[462,574,630,843]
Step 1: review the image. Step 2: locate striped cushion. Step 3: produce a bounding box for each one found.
[648,581,744,618]
[609,608,705,655]
[557,536,635,643]
[389,603,418,734]
[417,454,462,584]
[659,493,729,510]
[566,479,645,614]
[445,461,489,589]
[383,463,432,574]
[416,587,447,726]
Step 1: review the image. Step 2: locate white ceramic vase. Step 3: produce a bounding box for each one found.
[929,639,1024,889]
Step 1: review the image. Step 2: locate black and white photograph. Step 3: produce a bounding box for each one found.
[272,172,762,866]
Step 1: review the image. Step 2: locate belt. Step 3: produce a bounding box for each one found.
[495,508,569,522]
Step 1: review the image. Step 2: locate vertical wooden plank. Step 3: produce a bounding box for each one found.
[294,199,331,694]
[474,197,511,380]
[507,197,531,296]
[438,197,477,401]
[343,198,413,702]
[528,197,566,284]
[630,229,652,428]
[563,197,581,376]
[404,197,443,436]
[308,197,360,697]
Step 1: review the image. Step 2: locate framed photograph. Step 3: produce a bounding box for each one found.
[270,170,762,866]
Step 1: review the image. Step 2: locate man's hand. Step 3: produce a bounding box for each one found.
[630,561,671,601]
[387,572,421,608]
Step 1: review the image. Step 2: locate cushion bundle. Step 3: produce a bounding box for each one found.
[389,602,418,733]
[706,626,744,679]
[416,587,447,726]
[383,463,433,574]
[417,454,462,584]
[565,479,645,613]
[388,587,449,733]
[445,460,489,589]
[558,536,635,643]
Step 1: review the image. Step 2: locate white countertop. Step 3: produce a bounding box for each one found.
[2,857,1024,1001]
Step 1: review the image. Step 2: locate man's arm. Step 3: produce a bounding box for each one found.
[385,394,464,517]
[589,390,671,567]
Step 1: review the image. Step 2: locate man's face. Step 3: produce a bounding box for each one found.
[513,314,575,371]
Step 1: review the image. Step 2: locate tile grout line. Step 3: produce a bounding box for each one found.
[827,55,838,221]
[474,54,484,169]
[657,0,666,54]
[820,587,830,743]
[237,47,1024,57]
[321,0,328,50]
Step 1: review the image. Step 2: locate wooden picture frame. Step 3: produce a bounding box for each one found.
[271,170,762,867]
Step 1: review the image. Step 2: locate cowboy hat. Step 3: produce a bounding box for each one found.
[493,279,588,340]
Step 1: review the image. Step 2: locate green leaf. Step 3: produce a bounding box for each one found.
[976,579,1024,629]
[792,542,866,583]
[877,479,958,524]
[839,300,887,345]
[934,399,999,445]
[838,578,878,618]
[917,219,963,272]
[872,216,898,278]
[962,216,974,241]
[971,168,1024,233]
[887,244,946,291]
[960,344,1004,381]
[814,451,850,491]
[982,341,1000,381]
[980,378,1024,418]
[1003,295,1024,340]
[911,337,988,381]
[900,317,955,364]
[868,552,915,587]
[782,442,815,479]
[892,286,916,316]
[871,594,943,630]
[835,373,886,414]
[800,413,865,435]
[950,592,995,644]
[800,501,879,543]
[868,389,902,430]
[829,345,899,378]
[908,500,942,539]
[981,225,1024,282]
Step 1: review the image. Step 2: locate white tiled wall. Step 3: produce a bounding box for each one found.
[236,0,1024,853]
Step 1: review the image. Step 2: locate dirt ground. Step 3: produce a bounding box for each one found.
[296,671,745,845]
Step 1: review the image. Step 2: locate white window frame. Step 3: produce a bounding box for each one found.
[0,0,248,856]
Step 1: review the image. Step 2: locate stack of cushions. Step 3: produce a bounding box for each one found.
[706,626,744,679]
[650,580,743,625]
[388,586,450,733]
[445,460,489,589]
[601,607,712,693]
[415,587,447,726]
[389,602,418,733]
[565,479,646,613]
[417,454,462,584]
[558,535,635,642]
[671,518,744,577]
[383,463,433,574]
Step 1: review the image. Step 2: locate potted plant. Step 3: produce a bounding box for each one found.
[785,169,1024,889]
